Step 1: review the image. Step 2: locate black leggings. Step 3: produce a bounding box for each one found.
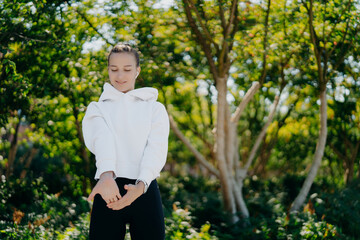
[89,177,165,240]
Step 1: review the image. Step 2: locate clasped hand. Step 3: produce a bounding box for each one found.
[87,176,144,210]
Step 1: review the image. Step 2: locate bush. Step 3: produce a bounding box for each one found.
[1,173,219,239]
[0,175,90,239]
[158,172,228,229]
[1,172,359,239]
[165,202,218,240]
[313,179,360,239]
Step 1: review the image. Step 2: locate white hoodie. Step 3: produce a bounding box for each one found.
[82,82,169,187]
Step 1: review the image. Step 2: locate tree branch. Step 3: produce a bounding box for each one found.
[186,0,220,53]
[327,0,353,57]
[219,0,238,75]
[177,116,215,157]
[230,82,261,124]
[218,0,227,31]
[244,95,280,172]
[66,1,114,46]
[259,0,272,85]
[303,0,325,87]
[182,0,219,80]
[168,114,220,177]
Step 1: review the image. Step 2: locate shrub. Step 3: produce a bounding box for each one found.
[0,175,90,239]
[313,179,360,239]
[165,202,218,240]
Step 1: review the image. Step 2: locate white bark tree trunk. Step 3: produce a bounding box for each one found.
[290,89,327,212]
[216,76,238,223]
[177,0,273,223]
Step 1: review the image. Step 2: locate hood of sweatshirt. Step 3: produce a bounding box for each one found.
[99,82,158,102]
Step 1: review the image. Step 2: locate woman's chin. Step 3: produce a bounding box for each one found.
[111,83,125,92]
[110,80,135,93]
[115,85,133,93]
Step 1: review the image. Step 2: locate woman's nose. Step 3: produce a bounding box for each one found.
[116,71,124,78]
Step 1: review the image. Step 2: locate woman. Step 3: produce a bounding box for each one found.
[82,43,169,239]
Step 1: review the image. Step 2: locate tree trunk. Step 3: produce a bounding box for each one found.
[20,148,38,179]
[344,140,360,184]
[232,179,249,219]
[233,94,279,219]
[216,76,238,223]
[347,140,360,184]
[6,118,20,178]
[290,89,327,212]
[345,161,354,184]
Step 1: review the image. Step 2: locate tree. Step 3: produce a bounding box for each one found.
[162,0,278,222]
[290,0,360,212]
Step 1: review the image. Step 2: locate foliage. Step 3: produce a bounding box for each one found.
[0,59,31,127]
[313,179,360,239]
[158,171,228,229]
[0,174,220,239]
[0,175,90,239]
[1,0,360,239]
[1,172,359,239]
[165,202,218,240]
[159,173,358,240]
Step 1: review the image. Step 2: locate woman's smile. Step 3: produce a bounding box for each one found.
[115,80,127,85]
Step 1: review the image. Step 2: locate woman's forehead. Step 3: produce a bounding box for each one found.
[109,53,136,67]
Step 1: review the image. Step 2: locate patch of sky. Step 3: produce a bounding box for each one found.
[278,85,290,114]
[82,39,106,54]
[82,23,115,53]
[239,90,245,98]
[196,79,209,96]
[264,97,272,107]
[176,76,185,84]
[229,66,237,73]
[227,78,237,104]
[25,22,32,29]
[26,2,37,14]
[330,56,359,102]
[238,73,245,79]
[183,55,191,61]
[227,92,235,104]
[280,105,289,115]
[334,85,350,103]
[239,2,247,9]
[71,34,76,43]
[210,85,218,103]
[153,0,175,9]
[246,58,253,65]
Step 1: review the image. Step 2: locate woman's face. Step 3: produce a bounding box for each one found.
[108,52,140,93]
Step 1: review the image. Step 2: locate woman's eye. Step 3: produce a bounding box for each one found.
[110,69,131,72]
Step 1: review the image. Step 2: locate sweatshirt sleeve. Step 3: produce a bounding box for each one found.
[137,102,170,186]
[82,102,117,180]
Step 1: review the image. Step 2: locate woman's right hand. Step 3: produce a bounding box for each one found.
[87,171,122,204]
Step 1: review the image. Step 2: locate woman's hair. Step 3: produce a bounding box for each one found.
[107,43,140,67]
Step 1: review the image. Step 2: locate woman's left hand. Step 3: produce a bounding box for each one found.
[106,181,145,210]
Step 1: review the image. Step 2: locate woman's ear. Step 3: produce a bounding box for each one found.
[135,67,140,78]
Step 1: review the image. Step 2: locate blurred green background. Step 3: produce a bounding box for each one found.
[1,0,359,239]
